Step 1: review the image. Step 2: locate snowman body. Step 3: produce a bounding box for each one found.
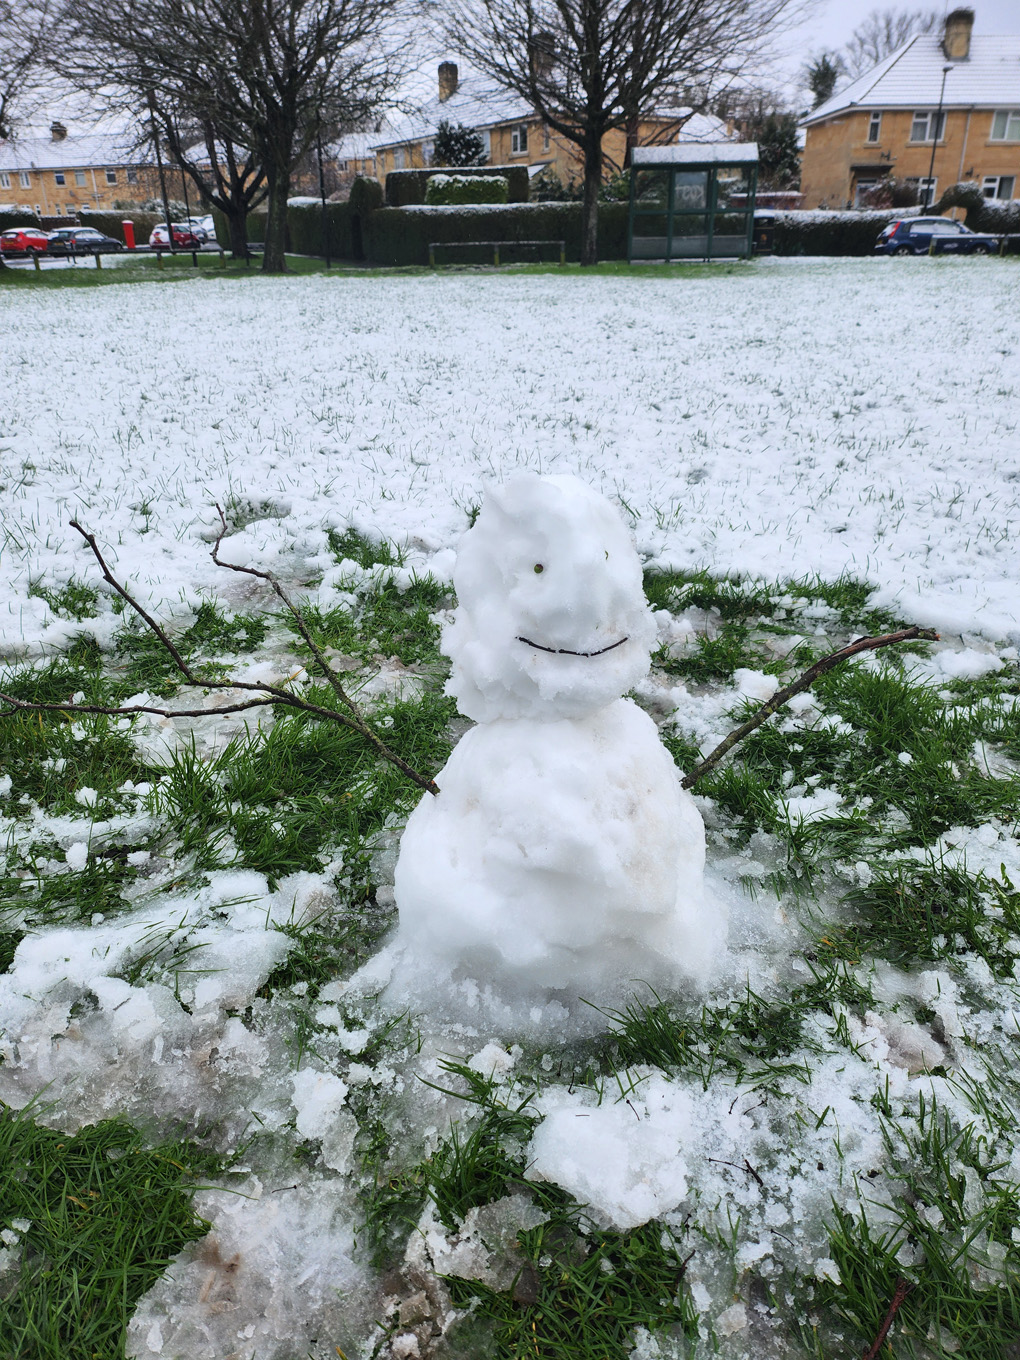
[390,473,722,1012]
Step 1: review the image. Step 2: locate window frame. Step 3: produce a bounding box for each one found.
[983,174,1016,200]
[19,170,31,187]
[909,110,946,143]
[990,110,1020,142]
[0,172,9,189]
[126,168,138,184]
[866,111,882,143]
[54,171,66,186]
[104,169,117,184]
[510,123,529,155]
[75,169,86,186]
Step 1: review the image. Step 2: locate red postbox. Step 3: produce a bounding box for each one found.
[122,220,136,250]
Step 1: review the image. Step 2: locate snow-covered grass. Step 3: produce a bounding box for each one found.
[2,261,1020,1359]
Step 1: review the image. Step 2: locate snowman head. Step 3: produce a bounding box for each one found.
[445,473,656,722]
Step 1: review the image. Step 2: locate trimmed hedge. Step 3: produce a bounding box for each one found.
[0,209,41,230]
[211,209,277,248]
[288,202,363,258]
[425,174,508,205]
[81,210,161,243]
[349,176,383,213]
[364,201,629,266]
[771,209,904,255]
[385,165,529,207]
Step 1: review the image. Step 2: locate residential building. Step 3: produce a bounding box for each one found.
[0,122,162,219]
[799,8,1020,210]
[370,62,732,189]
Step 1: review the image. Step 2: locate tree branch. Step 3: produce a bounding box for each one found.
[53,518,441,796]
[681,627,940,789]
[861,1276,914,1360]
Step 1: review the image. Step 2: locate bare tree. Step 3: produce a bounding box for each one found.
[441,0,810,266]
[57,0,406,272]
[0,0,59,140]
[843,7,941,78]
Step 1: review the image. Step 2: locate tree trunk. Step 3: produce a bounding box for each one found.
[262,169,290,273]
[580,135,602,266]
[226,207,249,259]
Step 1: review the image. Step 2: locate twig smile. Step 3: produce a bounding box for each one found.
[517,635,629,658]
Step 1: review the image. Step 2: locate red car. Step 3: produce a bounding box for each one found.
[0,227,50,255]
[149,223,203,249]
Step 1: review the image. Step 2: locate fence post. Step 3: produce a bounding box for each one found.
[493,243,500,266]
[219,248,226,268]
[559,240,565,266]
[156,250,164,270]
[95,251,102,270]
[429,244,436,268]
[33,253,41,272]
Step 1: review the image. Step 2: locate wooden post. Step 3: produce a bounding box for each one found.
[493,243,500,266]
[95,251,102,270]
[429,244,436,267]
[156,250,163,269]
[219,248,226,268]
[33,253,41,272]
[559,240,565,265]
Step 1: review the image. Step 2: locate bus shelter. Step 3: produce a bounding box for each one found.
[627,144,759,263]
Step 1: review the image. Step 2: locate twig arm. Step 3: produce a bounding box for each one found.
[681,627,939,789]
[861,1276,913,1360]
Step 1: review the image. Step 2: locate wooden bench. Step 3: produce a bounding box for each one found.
[428,238,566,267]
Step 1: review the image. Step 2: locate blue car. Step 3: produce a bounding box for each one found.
[876,217,999,256]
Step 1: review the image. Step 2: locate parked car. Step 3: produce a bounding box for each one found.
[149,223,204,249]
[185,216,212,242]
[0,227,51,255]
[47,226,124,255]
[875,217,999,256]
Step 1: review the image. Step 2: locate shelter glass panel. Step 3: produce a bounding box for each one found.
[672,170,708,213]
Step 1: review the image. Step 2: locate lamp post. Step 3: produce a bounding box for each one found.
[925,65,952,213]
[147,91,176,255]
[316,117,331,270]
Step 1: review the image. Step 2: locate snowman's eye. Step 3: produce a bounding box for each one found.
[533,563,544,574]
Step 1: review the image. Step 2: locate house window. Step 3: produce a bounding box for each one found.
[905,175,938,207]
[393,147,406,169]
[480,130,491,160]
[75,170,86,185]
[854,179,878,207]
[542,124,551,151]
[983,175,1016,200]
[34,203,41,215]
[127,168,138,184]
[105,169,117,184]
[55,171,66,186]
[867,112,882,143]
[19,170,30,187]
[909,111,945,142]
[0,172,9,188]
[511,124,528,155]
[990,110,1020,141]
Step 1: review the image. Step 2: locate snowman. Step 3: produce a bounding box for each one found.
[387,473,723,1025]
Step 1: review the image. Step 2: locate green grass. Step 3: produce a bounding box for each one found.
[0,1104,221,1360]
[4,554,1020,1360]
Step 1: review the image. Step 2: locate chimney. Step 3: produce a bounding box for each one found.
[438,62,458,102]
[529,31,555,81]
[942,7,974,60]
[50,120,68,142]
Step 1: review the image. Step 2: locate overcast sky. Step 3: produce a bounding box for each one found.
[775,0,1018,91]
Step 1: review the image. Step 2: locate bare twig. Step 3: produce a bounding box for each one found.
[26,519,441,797]
[210,506,438,795]
[681,627,940,789]
[861,1276,913,1360]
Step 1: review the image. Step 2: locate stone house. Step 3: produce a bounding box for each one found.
[799,8,1020,210]
[370,62,731,190]
[0,122,162,218]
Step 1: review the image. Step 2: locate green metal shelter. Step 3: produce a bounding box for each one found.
[627,143,759,263]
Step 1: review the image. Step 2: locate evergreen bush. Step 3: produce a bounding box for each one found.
[364,201,629,266]
[938,182,1020,234]
[772,209,904,255]
[385,165,529,207]
[0,209,41,231]
[424,174,509,206]
[287,201,360,257]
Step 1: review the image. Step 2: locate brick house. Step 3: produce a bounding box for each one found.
[799,8,1020,210]
[0,122,162,218]
[370,62,731,189]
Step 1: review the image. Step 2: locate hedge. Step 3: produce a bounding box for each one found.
[0,209,42,231]
[211,208,276,248]
[364,201,629,266]
[425,173,509,206]
[385,165,530,207]
[80,209,161,243]
[287,201,363,258]
[770,209,904,255]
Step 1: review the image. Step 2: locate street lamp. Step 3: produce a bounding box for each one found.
[925,65,952,213]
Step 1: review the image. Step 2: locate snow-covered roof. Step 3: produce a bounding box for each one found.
[372,77,531,149]
[0,131,151,171]
[803,32,1020,125]
[631,142,758,166]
